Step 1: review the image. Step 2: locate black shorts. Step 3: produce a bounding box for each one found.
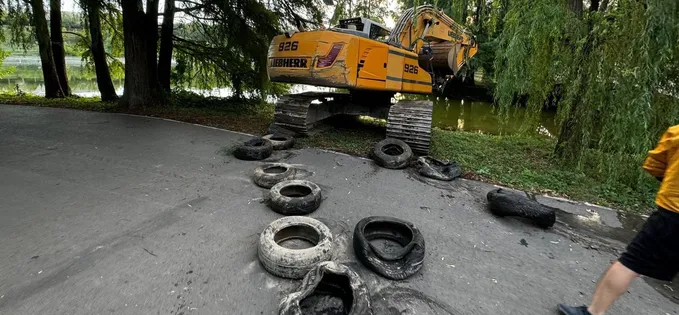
[619,207,679,281]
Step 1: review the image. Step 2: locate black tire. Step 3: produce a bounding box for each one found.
[486,188,556,229]
[416,156,462,181]
[263,134,295,150]
[258,216,334,279]
[372,138,413,169]
[233,138,273,160]
[269,180,322,215]
[279,261,372,315]
[353,216,425,280]
[252,163,296,188]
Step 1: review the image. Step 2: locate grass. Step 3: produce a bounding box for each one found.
[1,93,658,214]
[430,131,659,213]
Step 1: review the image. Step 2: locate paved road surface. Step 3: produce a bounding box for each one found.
[1,105,676,314]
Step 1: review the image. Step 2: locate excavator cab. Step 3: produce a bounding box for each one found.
[333,17,390,41]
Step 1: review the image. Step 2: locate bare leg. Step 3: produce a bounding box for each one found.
[587,261,639,315]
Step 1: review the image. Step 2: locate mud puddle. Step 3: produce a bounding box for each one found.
[553,209,646,245]
[371,286,458,314]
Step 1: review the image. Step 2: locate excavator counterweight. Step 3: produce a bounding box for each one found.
[266,5,477,154]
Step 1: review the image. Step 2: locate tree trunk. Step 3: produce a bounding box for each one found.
[475,0,484,30]
[555,12,595,158]
[568,0,583,16]
[461,0,468,23]
[600,0,610,12]
[30,0,64,98]
[120,0,166,109]
[50,0,70,95]
[590,0,600,11]
[85,0,117,101]
[158,0,174,91]
[497,0,509,32]
[555,104,577,157]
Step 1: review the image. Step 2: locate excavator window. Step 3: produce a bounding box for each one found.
[335,17,390,42]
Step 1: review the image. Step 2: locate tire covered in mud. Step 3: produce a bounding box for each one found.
[258,216,334,279]
[486,188,556,229]
[263,134,296,150]
[269,180,322,215]
[353,216,425,280]
[233,138,273,160]
[415,156,462,181]
[253,163,296,188]
[279,261,372,315]
[371,138,413,169]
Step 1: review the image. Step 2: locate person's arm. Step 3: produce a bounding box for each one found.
[643,127,678,179]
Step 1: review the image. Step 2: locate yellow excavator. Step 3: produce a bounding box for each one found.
[267,5,477,154]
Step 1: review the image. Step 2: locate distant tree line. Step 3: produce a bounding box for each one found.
[1,0,325,107]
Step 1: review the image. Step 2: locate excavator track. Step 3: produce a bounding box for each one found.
[273,92,433,155]
[387,100,433,155]
[273,92,351,135]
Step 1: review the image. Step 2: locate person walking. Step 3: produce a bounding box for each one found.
[558,125,679,315]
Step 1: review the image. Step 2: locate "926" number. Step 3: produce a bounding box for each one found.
[404,64,419,74]
[278,41,298,51]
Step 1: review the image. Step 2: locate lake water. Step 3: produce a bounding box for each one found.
[428,96,558,136]
[1,56,557,136]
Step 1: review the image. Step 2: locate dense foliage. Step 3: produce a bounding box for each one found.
[329,0,392,24]
[170,0,325,98]
[494,0,679,185]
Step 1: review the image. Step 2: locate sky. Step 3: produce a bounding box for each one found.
[60,0,398,28]
[62,0,79,11]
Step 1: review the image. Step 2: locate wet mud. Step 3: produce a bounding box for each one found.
[371,286,458,314]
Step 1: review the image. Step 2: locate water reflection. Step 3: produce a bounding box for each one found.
[429,96,558,136]
[1,63,124,97]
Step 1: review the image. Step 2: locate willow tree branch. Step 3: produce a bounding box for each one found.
[62,30,87,41]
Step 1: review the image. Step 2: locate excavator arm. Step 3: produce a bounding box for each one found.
[389,5,477,75]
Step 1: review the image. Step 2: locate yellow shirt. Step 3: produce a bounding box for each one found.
[643,125,679,213]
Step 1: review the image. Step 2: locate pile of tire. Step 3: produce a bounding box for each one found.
[232,133,295,161]
[259,215,425,314]
[371,138,463,181]
[234,134,428,314]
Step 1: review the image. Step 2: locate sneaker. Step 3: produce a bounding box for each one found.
[557,304,592,315]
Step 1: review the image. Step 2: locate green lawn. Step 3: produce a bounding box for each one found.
[0,93,658,214]
[431,131,658,213]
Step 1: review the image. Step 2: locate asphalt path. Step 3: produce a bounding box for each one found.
[1,105,676,314]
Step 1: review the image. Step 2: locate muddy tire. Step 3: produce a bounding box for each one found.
[372,138,413,169]
[258,216,334,279]
[233,138,273,160]
[263,134,295,150]
[487,188,556,229]
[253,163,296,188]
[416,156,462,181]
[279,261,372,315]
[353,216,425,280]
[269,180,322,215]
